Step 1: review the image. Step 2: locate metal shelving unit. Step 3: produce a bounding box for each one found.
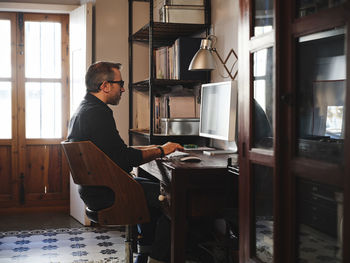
[128,0,211,145]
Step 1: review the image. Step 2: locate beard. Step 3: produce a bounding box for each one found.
[108,93,121,105]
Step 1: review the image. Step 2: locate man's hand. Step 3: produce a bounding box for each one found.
[161,142,184,155]
[139,142,184,164]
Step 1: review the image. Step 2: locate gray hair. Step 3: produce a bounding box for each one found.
[85,61,122,92]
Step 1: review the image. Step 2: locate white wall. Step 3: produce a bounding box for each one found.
[95,0,149,143]
[211,0,239,83]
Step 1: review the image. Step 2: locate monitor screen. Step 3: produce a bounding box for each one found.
[199,81,238,141]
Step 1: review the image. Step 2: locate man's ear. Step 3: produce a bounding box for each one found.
[100,81,110,92]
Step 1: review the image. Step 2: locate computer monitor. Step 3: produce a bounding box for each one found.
[199,81,238,142]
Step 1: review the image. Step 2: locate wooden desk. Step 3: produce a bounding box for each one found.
[139,151,238,263]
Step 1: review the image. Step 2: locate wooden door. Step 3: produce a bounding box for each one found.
[0,12,70,211]
[279,1,349,262]
[238,0,278,262]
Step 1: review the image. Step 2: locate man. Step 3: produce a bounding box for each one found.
[68,61,183,263]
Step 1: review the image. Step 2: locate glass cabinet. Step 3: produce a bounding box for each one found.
[239,0,349,262]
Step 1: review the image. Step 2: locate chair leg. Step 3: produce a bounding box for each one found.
[125,225,133,263]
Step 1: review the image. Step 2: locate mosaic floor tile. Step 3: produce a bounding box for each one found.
[256,220,342,263]
[0,227,126,263]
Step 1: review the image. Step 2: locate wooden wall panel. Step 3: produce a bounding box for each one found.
[25,145,47,194]
[24,145,69,203]
[48,145,63,193]
[0,146,12,196]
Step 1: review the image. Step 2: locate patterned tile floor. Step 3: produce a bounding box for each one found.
[0,227,126,263]
[256,219,342,263]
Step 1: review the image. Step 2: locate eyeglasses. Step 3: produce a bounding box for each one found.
[99,80,124,89]
[107,80,124,88]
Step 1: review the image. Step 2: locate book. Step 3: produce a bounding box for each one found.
[155,47,168,79]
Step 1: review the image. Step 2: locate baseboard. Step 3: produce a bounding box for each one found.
[0,205,69,214]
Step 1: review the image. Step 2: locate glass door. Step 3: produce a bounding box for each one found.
[0,12,70,209]
[294,27,345,263]
[17,13,70,207]
[279,1,349,262]
[238,0,277,262]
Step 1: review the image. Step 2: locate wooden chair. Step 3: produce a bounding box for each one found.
[61,141,150,263]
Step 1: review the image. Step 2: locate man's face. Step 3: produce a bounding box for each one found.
[107,68,125,105]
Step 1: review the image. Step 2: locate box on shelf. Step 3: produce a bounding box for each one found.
[153,0,164,22]
[160,118,200,135]
[160,5,205,24]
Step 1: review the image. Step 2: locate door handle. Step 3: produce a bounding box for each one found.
[19,173,25,204]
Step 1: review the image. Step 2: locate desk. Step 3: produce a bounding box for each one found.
[139,151,238,263]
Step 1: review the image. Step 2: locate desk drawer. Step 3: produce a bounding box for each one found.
[160,183,236,218]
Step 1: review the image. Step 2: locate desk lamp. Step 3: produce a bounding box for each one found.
[188,35,238,80]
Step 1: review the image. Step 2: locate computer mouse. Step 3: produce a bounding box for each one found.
[180,156,201,162]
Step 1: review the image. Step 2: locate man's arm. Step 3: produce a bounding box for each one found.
[132,145,156,150]
[138,142,184,164]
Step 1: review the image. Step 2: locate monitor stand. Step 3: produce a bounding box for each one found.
[203,149,237,156]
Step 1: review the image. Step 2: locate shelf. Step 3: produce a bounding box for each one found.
[132,78,205,91]
[129,129,200,137]
[131,22,209,46]
[129,129,207,145]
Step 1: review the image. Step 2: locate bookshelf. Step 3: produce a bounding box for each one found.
[128,0,211,145]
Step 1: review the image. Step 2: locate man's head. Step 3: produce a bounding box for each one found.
[85,61,125,105]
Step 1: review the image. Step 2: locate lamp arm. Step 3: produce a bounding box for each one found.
[213,49,238,81]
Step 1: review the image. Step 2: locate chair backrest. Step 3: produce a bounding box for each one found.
[61,141,150,226]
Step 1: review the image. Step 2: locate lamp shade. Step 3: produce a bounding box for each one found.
[188,38,215,71]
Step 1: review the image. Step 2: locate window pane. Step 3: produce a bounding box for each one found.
[296,178,343,262]
[253,48,274,149]
[0,20,11,78]
[0,82,12,139]
[253,0,274,36]
[25,82,62,138]
[25,21,61,78]
[253,164,274,262]
[296,28,345,163]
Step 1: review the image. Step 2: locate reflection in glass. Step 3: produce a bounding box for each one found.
[312,80,345,139]
[253,48,273,149]
[0,82,12,139]
[253,0,274,36]
[297,0,346,17]
[296,28,345,163]
[25,21,61,78]
[253,164,273,263]
[25,82,62,138]
[296,178,343,262]
[0,20,11,78]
